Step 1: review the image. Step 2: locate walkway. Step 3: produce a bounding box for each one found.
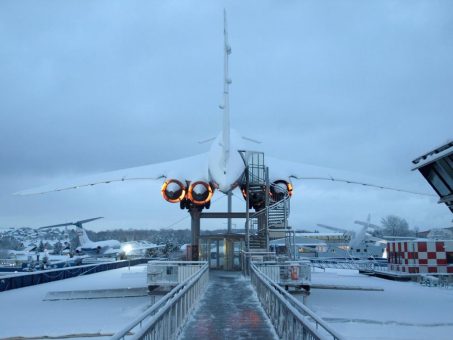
[179,271,277,340]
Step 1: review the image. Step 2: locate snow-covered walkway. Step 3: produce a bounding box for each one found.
[179,271,278,340]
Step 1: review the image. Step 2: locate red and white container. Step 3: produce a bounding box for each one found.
[387,240,453,274]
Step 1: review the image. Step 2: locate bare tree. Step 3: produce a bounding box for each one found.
[381,215,413,237]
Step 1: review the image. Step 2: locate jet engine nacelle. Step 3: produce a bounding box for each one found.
[270,180,293,201]
[241,180,293,209]
[161,179,187,203]
[240,184,266,210]
[188,181,214,206]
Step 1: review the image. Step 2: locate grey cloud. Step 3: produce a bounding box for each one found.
[0,0,452,230]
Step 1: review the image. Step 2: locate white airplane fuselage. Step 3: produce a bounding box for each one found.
[78,240,121,255]
[76,226,120,255]
[208,129,246,193]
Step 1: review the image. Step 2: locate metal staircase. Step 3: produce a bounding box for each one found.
[240,151,294,258]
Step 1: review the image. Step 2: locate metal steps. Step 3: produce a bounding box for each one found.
[240,151,293,257]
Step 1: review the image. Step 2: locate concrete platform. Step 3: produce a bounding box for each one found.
[364,269,416,281]
[43,287,150,300]
[179,271,277,340]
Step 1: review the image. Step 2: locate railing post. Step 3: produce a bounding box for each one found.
[265,166,270,252]
[245,166,250,253]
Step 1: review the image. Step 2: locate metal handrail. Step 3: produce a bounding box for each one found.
[240,149,292,257]
[309,258,374,271]
[111,262,209,340]
[248,176,291,223]
[250,263,344,340]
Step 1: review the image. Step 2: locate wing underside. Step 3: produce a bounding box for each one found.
[266,156,434,197]
[16,153,209,195]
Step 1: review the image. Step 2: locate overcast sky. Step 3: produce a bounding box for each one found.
[0,0,452,232]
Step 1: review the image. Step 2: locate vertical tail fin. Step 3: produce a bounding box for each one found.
[221,9,231,172]
[75,223,91,246]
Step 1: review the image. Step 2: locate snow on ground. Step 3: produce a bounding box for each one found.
[303,268,453,340]
[3,265,452,339]
[0,264,151,339]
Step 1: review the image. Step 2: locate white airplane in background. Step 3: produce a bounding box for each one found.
[317,215,387,258]
[121,241,166,257]
[39,217,121,256]
[16,12,432,214]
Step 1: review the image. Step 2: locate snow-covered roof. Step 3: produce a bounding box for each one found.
[270,236,327,246]
[295,232,346,237]
[411,139,453,170]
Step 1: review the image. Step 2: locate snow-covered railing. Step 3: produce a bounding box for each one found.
[147,260,205,287]
[241,251,277,275]
[309,258,374,271]
[111,261,209,340]
[250,262,344,340]
[254,261,311,284]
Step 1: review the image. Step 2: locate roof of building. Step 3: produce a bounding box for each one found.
[270,236,327,247]
[412,139,453,170]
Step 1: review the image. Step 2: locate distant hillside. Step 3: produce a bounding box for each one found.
[1,227,231,252]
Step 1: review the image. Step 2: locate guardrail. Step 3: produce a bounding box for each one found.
[241,251,277,275]
[0,259,149,292]
[111,262,209,340]
[309,258,375,271]
[251,263,344,340]
[254,262,311,284]
[147,261,206,287]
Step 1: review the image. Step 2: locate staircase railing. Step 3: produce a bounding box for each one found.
[240,150,293,257]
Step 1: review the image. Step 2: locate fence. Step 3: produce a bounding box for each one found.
[241,251,277,275]
[250,263,344,340]
[254,262,311,284]
[147,261,206,287]
[111,262,209,340]
[0,258,149,292]
[309,258,375,271]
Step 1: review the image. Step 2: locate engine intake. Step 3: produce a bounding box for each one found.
[270,180,293,201]
[161,179,186,203]
[240,184,266,210]
[188,181,213,205]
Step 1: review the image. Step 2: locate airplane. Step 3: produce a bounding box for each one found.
[316,215,387,258]
[6,250,84,271]
[38,217,121,256]
[5,241,85,271]
[120,241,166,257]
[7,244,39,255]
[16,11,432,250]
[316,223,354,236]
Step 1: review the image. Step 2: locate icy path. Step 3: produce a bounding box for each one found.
[304,268,453,340]
[179,271,278,340]
[0,264,152,339]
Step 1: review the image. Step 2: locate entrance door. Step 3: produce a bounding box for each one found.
[209,239,224,270]
[201,237,243,271]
